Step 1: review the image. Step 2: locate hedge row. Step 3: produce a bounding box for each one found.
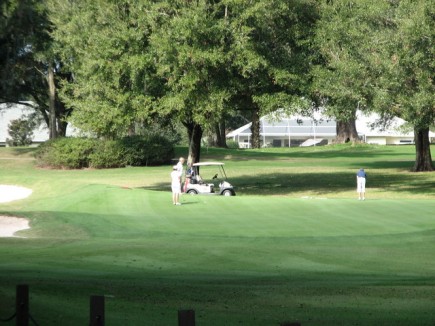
[35,135,174,169]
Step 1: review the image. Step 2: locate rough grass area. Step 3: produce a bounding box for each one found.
[0,144,434,325]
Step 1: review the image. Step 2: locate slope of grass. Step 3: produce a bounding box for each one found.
[0,145,434,325]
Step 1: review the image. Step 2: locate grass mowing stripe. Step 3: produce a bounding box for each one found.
[23,185,434,240]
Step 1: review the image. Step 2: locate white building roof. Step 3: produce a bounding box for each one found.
[355,111,416,137]
[227,110,434,139]
[227,112,336,138]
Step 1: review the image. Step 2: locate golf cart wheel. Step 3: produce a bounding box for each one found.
[222,189,233,196]
[187,189,198,195]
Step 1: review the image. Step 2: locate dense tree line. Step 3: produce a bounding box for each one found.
[1,0,433,170]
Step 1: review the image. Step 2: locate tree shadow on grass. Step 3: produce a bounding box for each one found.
[237,172,435,196]
[10,147,37,156]
[141,170,435,197]
[356,160,415,170]
[199,145,418,162]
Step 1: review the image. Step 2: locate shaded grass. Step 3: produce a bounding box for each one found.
[0,145,435,325]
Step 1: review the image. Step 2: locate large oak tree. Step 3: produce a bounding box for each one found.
[313,0,434,171]
[312,0,387,143]
[151,0,318,156]
[51,0,317,161]
[1,0,71,138]
[370,0,434,171]
[49,0,160,138]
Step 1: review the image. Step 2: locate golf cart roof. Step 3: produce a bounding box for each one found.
[192,162,224,167]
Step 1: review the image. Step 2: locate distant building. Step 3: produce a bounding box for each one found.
[355,111,428,145]
[227,113,336,148]
[226,111,435,148]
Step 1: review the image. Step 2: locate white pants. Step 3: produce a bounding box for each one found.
[357,177,366,193]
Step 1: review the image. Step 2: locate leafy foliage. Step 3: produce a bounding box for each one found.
[117,134,174,167]
[6,118,35,146]
[50,0,318,155]
[88,140,126,169]
[225,139,240,149]
[370,0,434,129]
[35,137,97,169]
[312,0,387,119]
[0,0,71,138]
[312,0,434,169]
[3,0,432,169]
[0,0,49,103]
[49,0,158,138]
[35,134,174,169]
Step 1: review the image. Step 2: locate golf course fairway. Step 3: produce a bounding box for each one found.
[1,145,434,325]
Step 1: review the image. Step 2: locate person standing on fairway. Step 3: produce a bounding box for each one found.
[356,168,367,200]
[176,157,185,191]
[171,166,182,205]
[184,162,194,192]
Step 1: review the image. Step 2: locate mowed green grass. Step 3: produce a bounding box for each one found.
[0,145,435,325]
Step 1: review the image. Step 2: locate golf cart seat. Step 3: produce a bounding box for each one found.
[191,175,204,185]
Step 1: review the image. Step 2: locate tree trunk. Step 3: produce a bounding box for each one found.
[214,120,227,148]
[251,107,261,148]
[47,64,57,139]
[219,120,227,148]
[412,127,433,172]
[186,123,203,164]
[335,118,360,143]
[57,119,68,137]
[56,100,68,137]
[213,123,221,147]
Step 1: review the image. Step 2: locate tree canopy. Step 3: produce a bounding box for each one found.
[0,0,72,138]
[312,0,392,142]
[49,0,159,138]
[312,0,434,170]
[50,0,318,161]
[369,0,434,170]
[1,0,433,170]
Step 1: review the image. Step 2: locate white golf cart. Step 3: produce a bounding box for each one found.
[185,162,236,196]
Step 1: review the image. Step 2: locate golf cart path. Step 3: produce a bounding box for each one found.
[0,185,32,237]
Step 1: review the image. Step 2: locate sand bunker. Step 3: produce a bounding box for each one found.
[0,185,33,203]
[0,216,30,237]
[0,185,33,237]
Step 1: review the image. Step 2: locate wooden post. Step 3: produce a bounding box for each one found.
[16,284,29,326]
[178,309,195,326]
[90,295,105,326]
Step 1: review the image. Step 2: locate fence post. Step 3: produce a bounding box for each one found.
[89,295,105,326]
[16,284,29,326]
[178,309,195,326]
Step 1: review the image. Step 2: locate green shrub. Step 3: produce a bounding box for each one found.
[89,140,126,168]
[35,137,97,169]
[35,135,174,169]
[226,140,240,149]
[6,118,34,146]
[120,134,174,166]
